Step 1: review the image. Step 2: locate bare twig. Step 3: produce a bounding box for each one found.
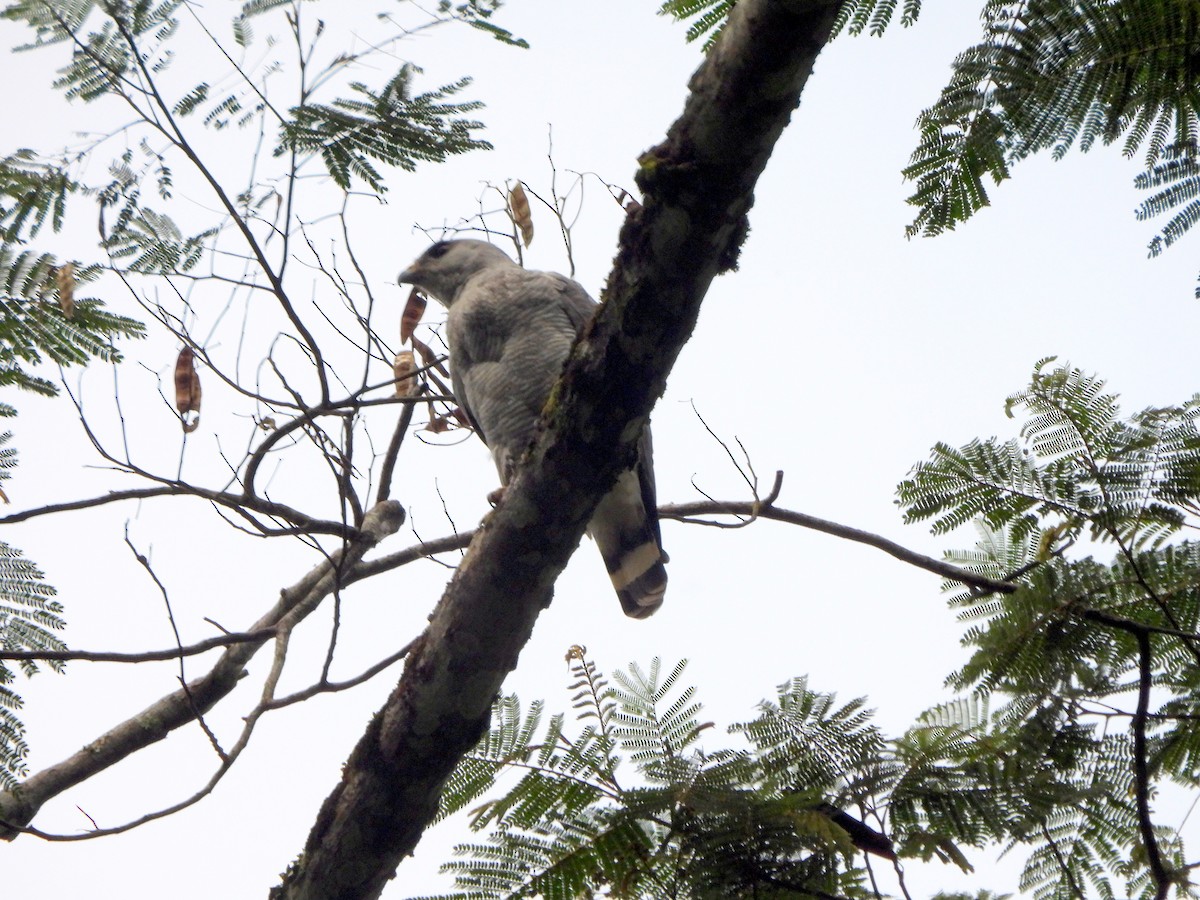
[0,629,279,663]
[264,640,417,712]
[0,486,353,537]
[376,399,416,503]
[123,530,227,761]
[0,501,405,841]
[661,473,1016,595]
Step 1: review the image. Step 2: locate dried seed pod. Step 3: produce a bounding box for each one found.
[56,262,76,319]
[509,182,534,247]
[174,346,202,433]
[400,288,426,344]
[394,350,417,398]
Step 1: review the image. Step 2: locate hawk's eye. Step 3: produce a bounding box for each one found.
[427,241,451,260]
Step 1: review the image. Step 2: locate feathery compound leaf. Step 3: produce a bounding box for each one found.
[833,0,923,37]
[657,0,735,51]
[735,677,884,797]
[3,1,184,102]
[900,361,1200,549]
[277,65,491,192]
[0,151,76,243]
[102,207,216,274]
[0,249,145,397]
[0,536,65,790]
[422,656,888,899]
[905,0,1200,238]
[661,0,922,50]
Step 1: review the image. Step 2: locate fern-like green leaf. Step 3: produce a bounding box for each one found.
[0,533,65,790]
[277,66,491,192]
[0,249,145,397]
[906,0,1200,239]
[0,151,75,243]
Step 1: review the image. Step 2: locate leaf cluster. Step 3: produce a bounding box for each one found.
[0,248,145,400]
[0,151,75,244]
[277,65,492,192]
[418,655,893,900]
[905,0,1200,242]
[899,358,1200,549]
[899,360,1200,898]
[658,0,921,50]
[0,528,64,791]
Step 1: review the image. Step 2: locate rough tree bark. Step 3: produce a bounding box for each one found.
[270,1,845,897]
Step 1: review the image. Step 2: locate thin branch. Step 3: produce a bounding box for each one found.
[123,529,227,761]
[109,10,332,403]
[0,501,405,841]
[0,486,352,537]
[0,629,279,663]
[264,639,417,712]
[1134,628,1170,900]
[661,474,1016,595]
[1087,615,1170,898]
[1040,821,1087,900]
[1081,607,1200,642]
[376,399,416,503]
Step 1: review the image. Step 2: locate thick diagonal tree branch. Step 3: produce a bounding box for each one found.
[270,2,846,897]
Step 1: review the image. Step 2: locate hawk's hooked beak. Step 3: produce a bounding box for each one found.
[397,263,420,285]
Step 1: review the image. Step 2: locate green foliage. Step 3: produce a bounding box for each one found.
[898,358,1200,549]
[417,653,897,900]
[0,248,145,398]
[659,0,921,50]
[0,521,65,791]
[277,65,491,192]
[101,207,216,274]
[1133,145,1200,296]
[832,0,922,37]
[905,0,1200,239]
[3,0,184,101]
[657,0,736,50]
[0,151,76,243]
[5,1,498,212]
[899,361,1200,899]
[438,0,529,48]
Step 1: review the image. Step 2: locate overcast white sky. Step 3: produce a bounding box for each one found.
[4,2,1200,897]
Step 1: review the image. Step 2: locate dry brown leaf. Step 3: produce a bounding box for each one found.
[400,288,426,344]
[564,644,587,663]
[56,263,76,319]
[394,350,418,398]
[174,346,202,433]
[0,485,9,504]
[509,182,534,247]
[425,406,471,434]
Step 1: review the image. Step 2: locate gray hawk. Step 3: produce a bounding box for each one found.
[398,239,667,618]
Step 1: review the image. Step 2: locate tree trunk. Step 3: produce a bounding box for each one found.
[270,2,844,897]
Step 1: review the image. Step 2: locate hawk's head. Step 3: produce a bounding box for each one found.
[398,239,516,307]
